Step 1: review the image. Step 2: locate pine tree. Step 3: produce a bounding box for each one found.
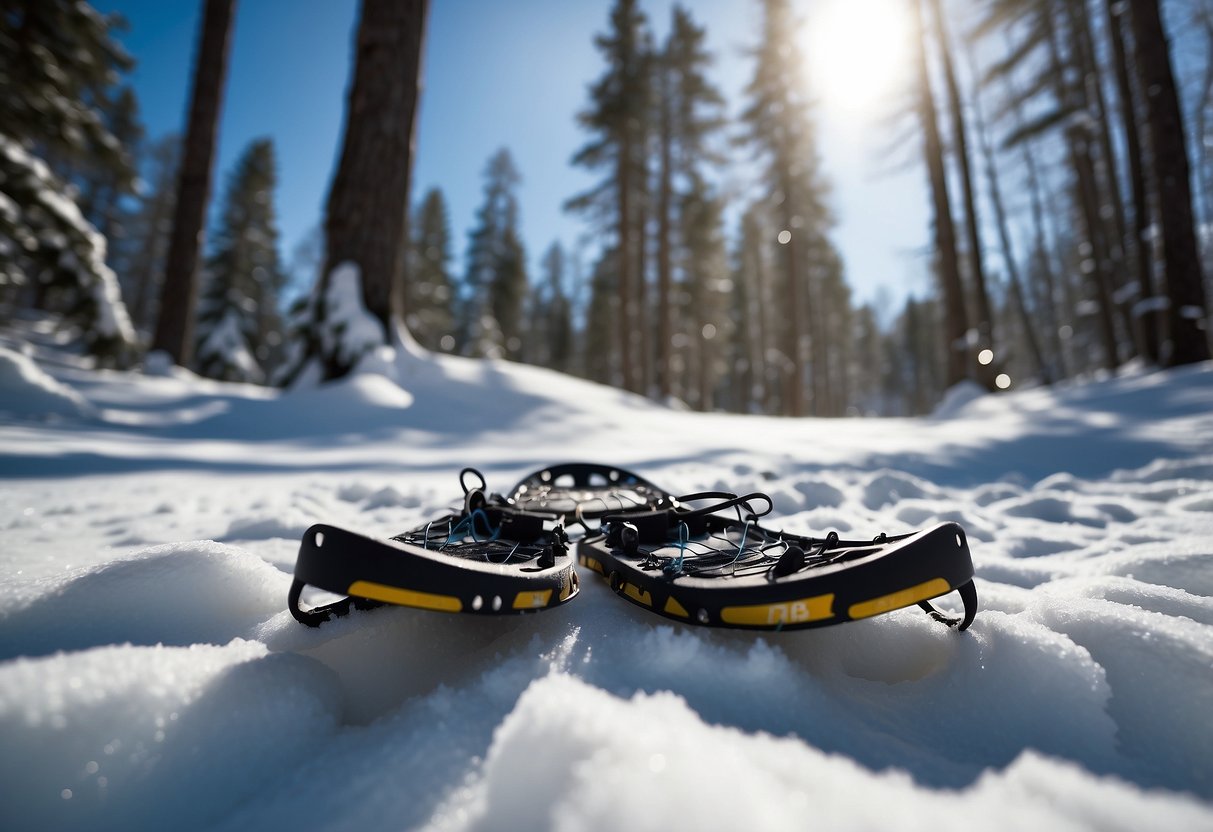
[533,243,574,373]
[194,139,285,383]
[407,187,456,351]
[116,134,181,334]
[567,0,653,394]
[0,0,137,359]
[656,4,725,401]
[677,173,727,410]
[739,0,838,415]
[461,149,527,359]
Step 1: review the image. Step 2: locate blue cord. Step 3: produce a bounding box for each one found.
[662,522,690,576]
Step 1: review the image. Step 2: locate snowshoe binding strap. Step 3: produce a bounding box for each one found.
[601,490,774,548]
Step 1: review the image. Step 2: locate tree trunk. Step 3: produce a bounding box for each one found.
[1129,0,1212,365]
[1068,0,1141,359]
[634,148,651,396]
[320,0,428,368]
[1106,0,1162,363]
[913,0,969,390]
[965,45,1051,383]
[617,131,635,393]
[151,0,235,366]
[780,187,804,416]
[1044,8,1122,370]
[928,0,994,354]
[656,78,673,400]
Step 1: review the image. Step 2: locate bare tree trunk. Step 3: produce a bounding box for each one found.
[1106,0,1162,363]
[751,217,772,413]
[1067,0,1141,359]
[1129,0,1212,365]
[634,153,651,396]
[320,0,428,367]
[780,187,804,415]
[1044,8,1122,369]
[152,0,235,366]
[617,132,635,393]
[928,0,994,353]
[656,80,673,400]
[965,45,1051,382]
[913,0,969,389]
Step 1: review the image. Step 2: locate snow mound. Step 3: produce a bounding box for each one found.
[0,346,93,419]
[0,541,290,660]
[0,640,340,832]
[932,380,988,418]
[437,674,1210,832]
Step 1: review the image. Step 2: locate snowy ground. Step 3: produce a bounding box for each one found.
[2,320,1212,831]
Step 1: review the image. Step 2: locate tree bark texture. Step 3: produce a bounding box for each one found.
[152,0,235,365]
[1128,0,1212,365]
[1106,0,1162,363]
[322,0,429,347]
[913,0,969,389]
[1044,9,1122,369]
[927,0,994,352]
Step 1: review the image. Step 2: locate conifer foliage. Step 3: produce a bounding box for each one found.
[460,149,527,358]
[407,187,456,352]
[0,0,137,359]
[194,139,286,383]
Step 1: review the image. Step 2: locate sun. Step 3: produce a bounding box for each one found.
[804,0,913,116]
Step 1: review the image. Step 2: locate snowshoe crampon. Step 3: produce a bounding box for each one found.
[288,468,579,627]
[577,492,978,631]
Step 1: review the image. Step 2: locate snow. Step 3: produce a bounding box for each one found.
[196,310,265,383]
[1,328,1212,830]
[0,345,95,420]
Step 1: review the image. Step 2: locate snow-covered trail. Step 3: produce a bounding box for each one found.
[2,338,1212,831]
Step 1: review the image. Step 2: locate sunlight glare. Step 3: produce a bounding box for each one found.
[805,0,912,115]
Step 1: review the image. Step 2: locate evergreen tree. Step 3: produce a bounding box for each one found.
[567,0,653,394]
[0,0,137,359]
[532,243,574,373]
[739,0,838,415]
[407,187,456,351]
[194,138,285,382]
[115,134,181,334]
[656,4,725,401]
[461,149,527,359]
[677,173,728,410]
[583,247,618,385]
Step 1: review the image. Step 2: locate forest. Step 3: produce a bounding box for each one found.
[1,0,1210,417]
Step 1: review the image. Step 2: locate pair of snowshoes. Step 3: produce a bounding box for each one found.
[289,463,978,632]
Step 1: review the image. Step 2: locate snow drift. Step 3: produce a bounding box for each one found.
[1,336,1211,830]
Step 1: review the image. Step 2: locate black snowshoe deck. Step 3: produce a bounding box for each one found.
[577,505,977,631]
[288,468,579,627]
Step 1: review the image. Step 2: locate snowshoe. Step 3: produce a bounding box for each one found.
[505,462,677,524]
[288,468,579,627]
[577,492,978,631]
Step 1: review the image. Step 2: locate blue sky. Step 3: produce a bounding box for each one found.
[94,0,932,310]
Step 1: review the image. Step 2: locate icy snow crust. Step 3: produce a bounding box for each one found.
[1,340,1212,831]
